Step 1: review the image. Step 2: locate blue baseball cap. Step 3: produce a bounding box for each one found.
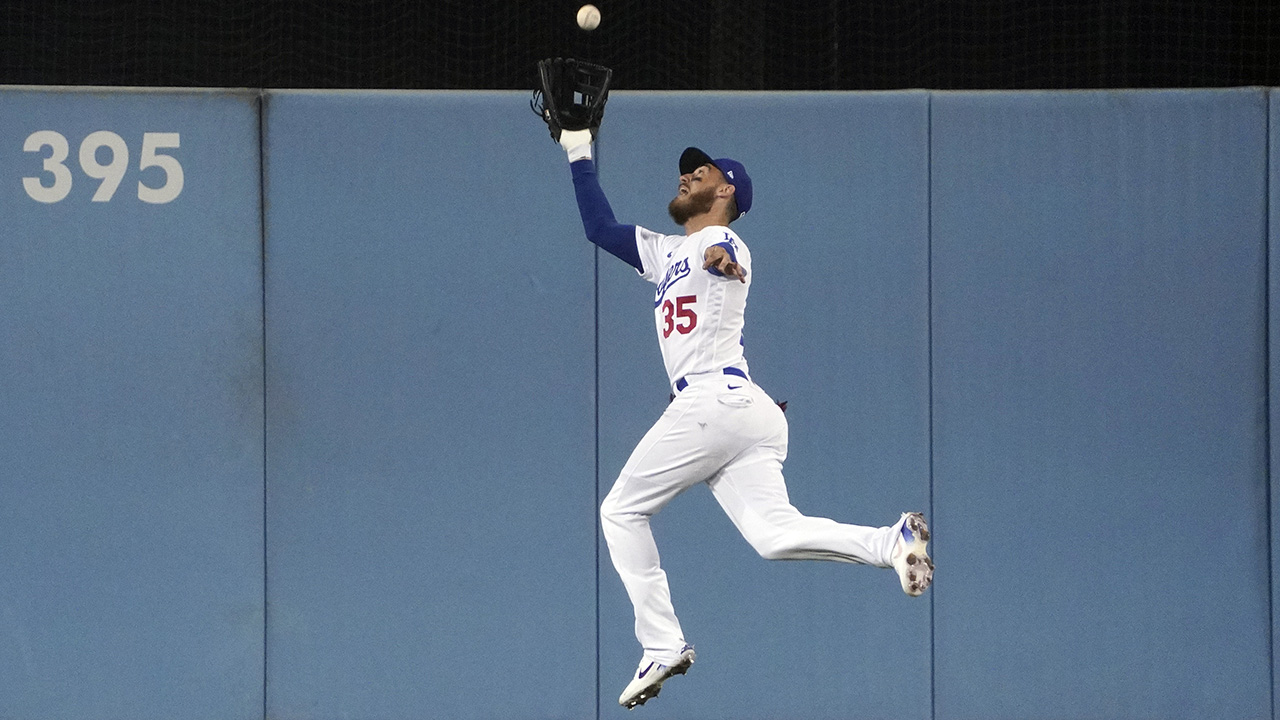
[679,147,753,217]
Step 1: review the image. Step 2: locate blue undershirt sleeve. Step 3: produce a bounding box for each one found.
[704,241,738,277]
[569,159,644,272]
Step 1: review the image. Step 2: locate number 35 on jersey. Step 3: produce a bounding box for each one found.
[661,295,698,338]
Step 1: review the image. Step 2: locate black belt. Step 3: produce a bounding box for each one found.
[674,367,747,392]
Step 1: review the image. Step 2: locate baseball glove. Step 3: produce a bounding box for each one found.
[531,57,613,142]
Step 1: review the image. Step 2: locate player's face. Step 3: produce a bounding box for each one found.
[668,164,723,225]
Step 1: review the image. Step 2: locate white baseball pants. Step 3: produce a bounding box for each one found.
[600,372,901,665]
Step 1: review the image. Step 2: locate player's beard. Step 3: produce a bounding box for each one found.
[668,184,716,226]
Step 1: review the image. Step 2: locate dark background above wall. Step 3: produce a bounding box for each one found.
[1,0,1276,90]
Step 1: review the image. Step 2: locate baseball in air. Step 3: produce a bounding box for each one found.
[577,4,601,31]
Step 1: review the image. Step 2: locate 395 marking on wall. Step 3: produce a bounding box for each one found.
[22,130,185,204]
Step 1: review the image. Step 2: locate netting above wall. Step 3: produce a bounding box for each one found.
[2,0,1275,90]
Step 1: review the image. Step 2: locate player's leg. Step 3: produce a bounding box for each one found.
[705,390,902,566]
[709,447,903,566]
[600,386,739,665]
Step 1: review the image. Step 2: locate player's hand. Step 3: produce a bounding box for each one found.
[703,245,746,283]
[559,128,593,162]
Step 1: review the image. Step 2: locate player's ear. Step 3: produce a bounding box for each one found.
[717,182,736,200]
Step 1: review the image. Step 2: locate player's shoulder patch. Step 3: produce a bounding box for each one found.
[719,229,741,252]
[699,226,745,254]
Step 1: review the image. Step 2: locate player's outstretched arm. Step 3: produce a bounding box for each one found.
[558,133,643,272]
[702,244,746,283]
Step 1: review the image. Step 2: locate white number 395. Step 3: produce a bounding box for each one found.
[23,130,184,204]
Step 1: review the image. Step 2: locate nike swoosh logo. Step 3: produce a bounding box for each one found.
[727,384,742,390]
[637,662,655,679]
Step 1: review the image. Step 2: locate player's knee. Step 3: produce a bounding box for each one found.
[599,475,642,521]
[757,545,788,561]
[746,534,788,561]
[599,494,631,532]
[600,493,619,519]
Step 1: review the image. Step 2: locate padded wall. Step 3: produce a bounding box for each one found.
[1272,87,1279,720]
[592,92,932,719]
[3,85,1275,720]
[931,89,1270,719]
[262,91,597,719]
[0,88,265,719]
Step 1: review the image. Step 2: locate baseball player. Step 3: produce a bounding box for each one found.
[553,128,933,710]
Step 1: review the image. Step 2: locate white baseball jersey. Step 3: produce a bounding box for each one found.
[634,224,751,388]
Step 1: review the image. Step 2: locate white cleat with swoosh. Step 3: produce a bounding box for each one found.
[619,644,696,709]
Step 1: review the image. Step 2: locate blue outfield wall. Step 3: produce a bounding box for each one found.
[1271,87,1280,720]
[931,88,1270,720]
[2,85,1277,720]
[0,89,265,719]
[262,91,597,719]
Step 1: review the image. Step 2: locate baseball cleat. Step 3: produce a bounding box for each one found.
[891,512,933,596]
[618,644,696,710]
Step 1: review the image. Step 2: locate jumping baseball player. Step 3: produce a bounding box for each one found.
[553,127,933,710]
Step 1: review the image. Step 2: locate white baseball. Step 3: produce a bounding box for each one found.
[577,4,601,31]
